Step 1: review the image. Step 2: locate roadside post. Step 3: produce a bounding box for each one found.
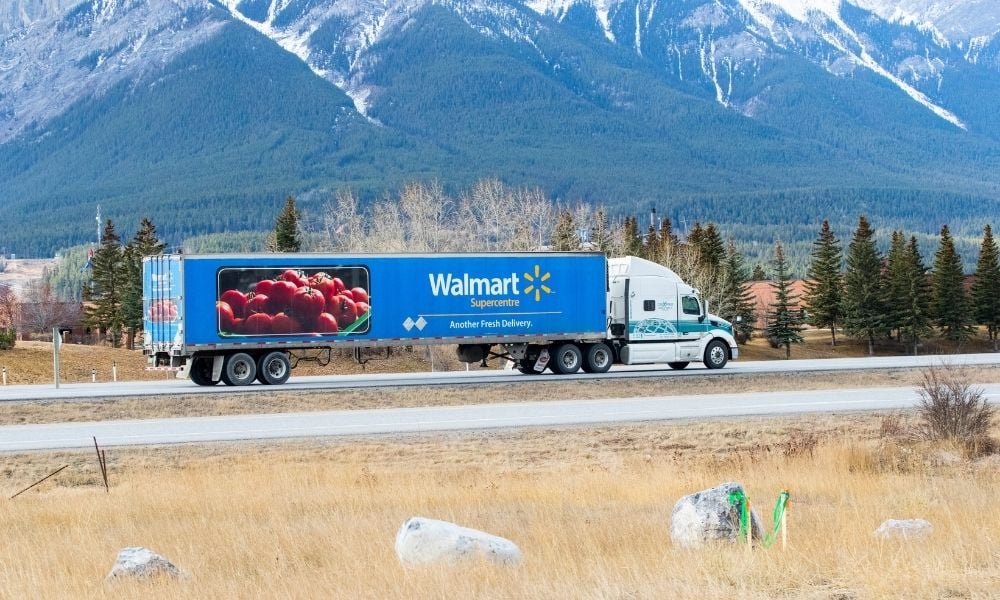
[52,327,72,389]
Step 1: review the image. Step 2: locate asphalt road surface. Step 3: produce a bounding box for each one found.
[1,353,998,403]
[3,384,998,452]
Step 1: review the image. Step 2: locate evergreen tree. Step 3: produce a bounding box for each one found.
[122,218,167,348]
[551,209,579,250]
[622,216,643,256]
[931,224,973,343]
[720,241,756,343]
[751,264,767,281]
[84,220,125,347]
[643,223,660,260]
[590,207,612,255]
[843,215,886,355]
[971,224,1000,350]
[898,236,933,355]
[696,223,726,274]
[658,217,679,249]
[882,231,908,342]
[765,242,804,359]
[273,195,302,252]
[803,220,844,346]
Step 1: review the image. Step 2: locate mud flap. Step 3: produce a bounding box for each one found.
[533,349,551,373]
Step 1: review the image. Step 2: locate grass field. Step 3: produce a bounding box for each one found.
[1,412,998,599]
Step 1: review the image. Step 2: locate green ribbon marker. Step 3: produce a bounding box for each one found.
[728,489,790,548]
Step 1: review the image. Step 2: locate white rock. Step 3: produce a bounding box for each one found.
[106,547,181,581]
[874,518,933,539]
[395,517,522,566]
[670,482,763,548]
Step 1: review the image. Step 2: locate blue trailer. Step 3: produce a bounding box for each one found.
[143,253,611,385]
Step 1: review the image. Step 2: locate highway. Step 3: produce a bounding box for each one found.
[1,353,998,403]
[2,383,998,452]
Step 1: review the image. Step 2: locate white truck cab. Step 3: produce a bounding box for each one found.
[607,256,738,369]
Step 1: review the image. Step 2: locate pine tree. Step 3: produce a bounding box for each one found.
[643,223,660,260]
[551,209,579,250]
[803,220,844,346]
[882,231,908,343]
[751,264,767,281]
[898,236,932,355]
[273,195,302,252]
[590,207,612,255]
[971,224,1000,350]
[765,242,804,359]
[658,217,679,249]
[622,216,643,256]
[122,218,166,348]
[843,215,886,355]
[696,223,726,275]
[931,224,973,343]
[720,241,756,343]
[84,219,125,347]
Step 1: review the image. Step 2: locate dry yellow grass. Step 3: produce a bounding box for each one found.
[1,413,998,599]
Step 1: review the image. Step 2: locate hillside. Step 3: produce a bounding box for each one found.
[1,0,999,256]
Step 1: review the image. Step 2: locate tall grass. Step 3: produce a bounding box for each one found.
[1,416,997,599]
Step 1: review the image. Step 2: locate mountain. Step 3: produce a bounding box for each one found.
[1,0,999,257]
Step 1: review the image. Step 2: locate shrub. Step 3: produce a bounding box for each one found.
[916,366,995,442]
[0,326,15,350]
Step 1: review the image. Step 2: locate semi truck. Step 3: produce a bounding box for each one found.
[143,252,738,386]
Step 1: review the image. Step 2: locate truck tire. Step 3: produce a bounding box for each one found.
[582,343,613,374]
[667,362,689,370]
[189,356,219,386]
[256,352,291,385]
[703,340,729,369]
[222,352,257,386]
[551,343,583,374]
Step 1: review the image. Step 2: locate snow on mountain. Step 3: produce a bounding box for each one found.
[0,0,225,142]
[1,0,997,141]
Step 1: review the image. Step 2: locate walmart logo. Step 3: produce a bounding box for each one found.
[523,265,552,301]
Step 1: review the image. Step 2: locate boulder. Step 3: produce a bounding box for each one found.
[106,547,181,581]
[670,482,764,548]
[395,517,522,566]
[874,518,933,540]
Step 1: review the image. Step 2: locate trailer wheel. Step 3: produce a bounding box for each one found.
[221,352,257,386]
[189,357,219,386]
[516,359,543,374]
[551,343,582,374]
[667,362,689,370]
[256,352,291,385]
[704,340,729,369]
[582,343,613,374]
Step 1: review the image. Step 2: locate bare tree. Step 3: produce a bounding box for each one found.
[0,283,17,329]
[18,280,81,334]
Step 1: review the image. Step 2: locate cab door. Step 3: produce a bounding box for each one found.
[676,293,705,360]
[627,277,681,342]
